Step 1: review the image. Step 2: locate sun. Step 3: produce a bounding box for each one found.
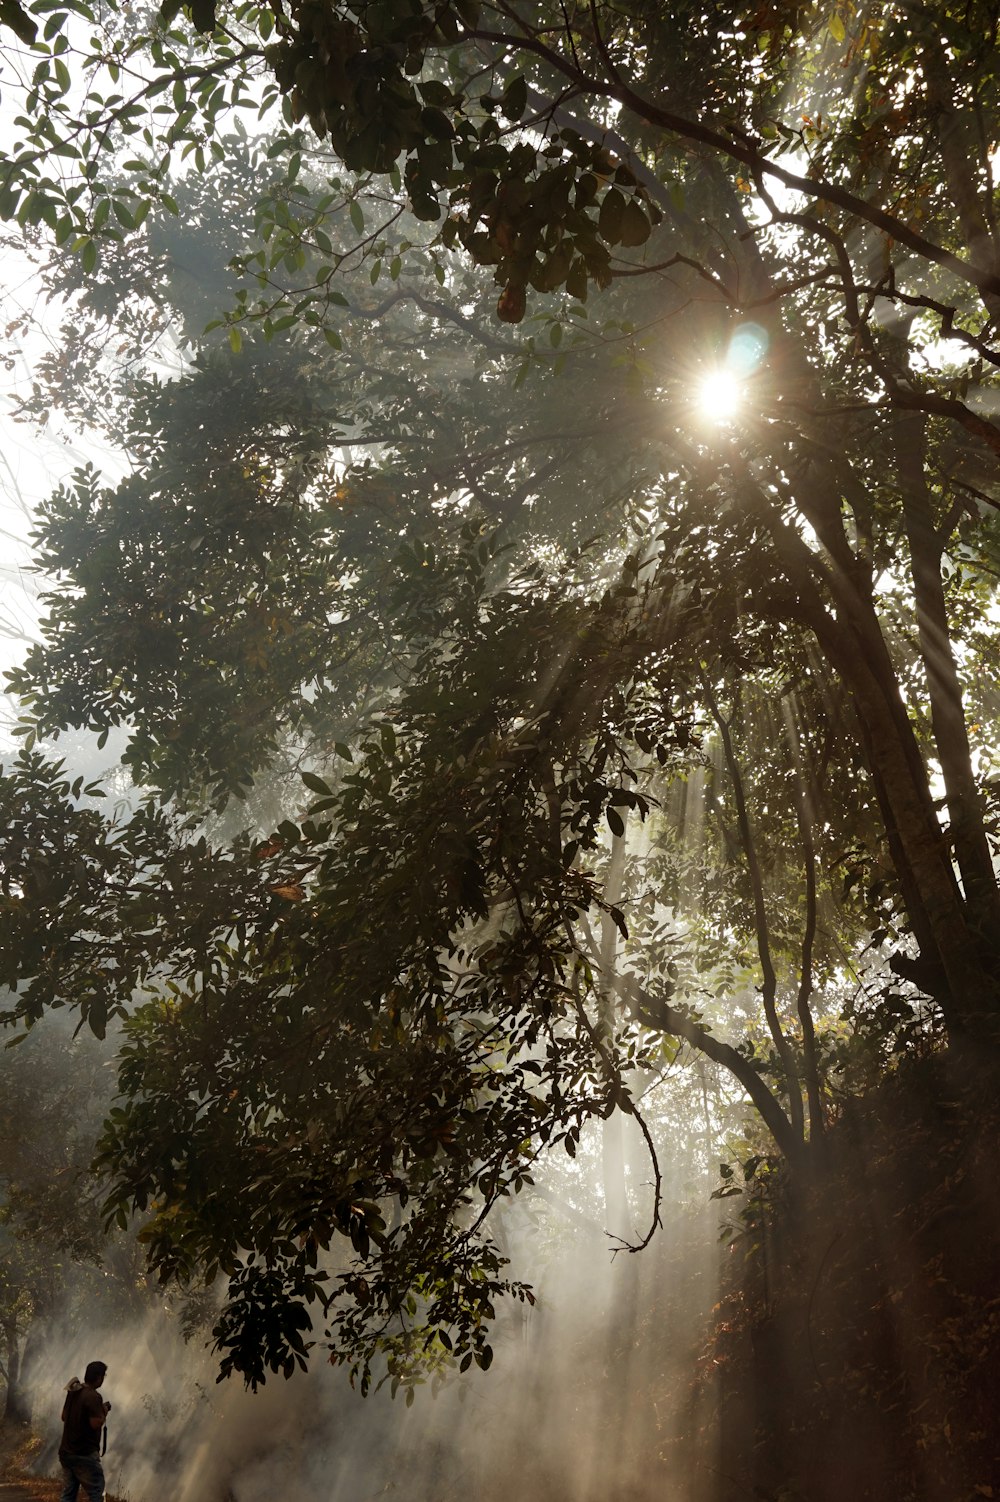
[696,368,743,424]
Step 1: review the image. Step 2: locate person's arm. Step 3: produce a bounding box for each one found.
[83,1391,110,1431]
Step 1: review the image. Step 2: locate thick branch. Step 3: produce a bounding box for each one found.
[467,23,1000,302]
[621,977,801,1162]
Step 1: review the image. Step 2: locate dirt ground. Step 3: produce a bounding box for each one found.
[0,1422,125,1502]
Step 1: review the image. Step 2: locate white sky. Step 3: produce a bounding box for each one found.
[0,249,125,742]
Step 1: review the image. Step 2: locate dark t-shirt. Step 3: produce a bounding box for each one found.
[60,1385,104,1455]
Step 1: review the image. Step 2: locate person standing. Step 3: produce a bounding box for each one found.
[59,1360,111,1502]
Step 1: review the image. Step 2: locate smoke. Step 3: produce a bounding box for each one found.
[26,1125,725,1502]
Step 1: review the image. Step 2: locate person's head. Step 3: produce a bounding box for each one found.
[83,1361,107,1388]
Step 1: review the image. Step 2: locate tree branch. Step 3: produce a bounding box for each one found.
[620,976,801,1162]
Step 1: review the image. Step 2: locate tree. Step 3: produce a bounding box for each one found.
[2,0,1000,1395]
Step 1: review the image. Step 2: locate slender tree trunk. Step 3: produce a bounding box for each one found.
[747,476,1000,1031]
[703,676,805,1144]
[816,608,1000,1027]
[599,828,634,1242]
[14,1320,41,1426]
[782,701,825,1144]
[2,1317,28,1424]
[892,411,1000,939]
[918,33,1000,320]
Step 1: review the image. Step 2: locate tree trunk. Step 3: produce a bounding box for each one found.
[752,477,1000,1033]
[918,33,1000,318]
[782,701,825,1145]
[703,675,805,1144]
[892,410,1000,939]
[2,1317,29,1425]
[599,829,635,1242]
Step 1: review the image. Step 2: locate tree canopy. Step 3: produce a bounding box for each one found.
[2,0,1000,1396]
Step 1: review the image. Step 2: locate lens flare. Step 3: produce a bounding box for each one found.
[728,321,769,377]
[695,323,769,425]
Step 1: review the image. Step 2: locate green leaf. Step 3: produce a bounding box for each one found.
[419,80,453,107]
[189,0,216,32]
[598,187,626,245]
[349,199,365,235]
[617,198,652,247]
[302,771,333,796]
[420,106,455,142]
[0,0,37,43]
[501,74,527,122]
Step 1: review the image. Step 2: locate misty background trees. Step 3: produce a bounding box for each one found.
[1,0,1000,1496]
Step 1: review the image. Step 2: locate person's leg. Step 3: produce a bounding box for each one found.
[61,1454,104,1502]
[58,1453,81,1502]
[78,1454,105,1502]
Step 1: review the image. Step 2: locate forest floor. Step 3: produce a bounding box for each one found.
[0,1423,126,1502]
